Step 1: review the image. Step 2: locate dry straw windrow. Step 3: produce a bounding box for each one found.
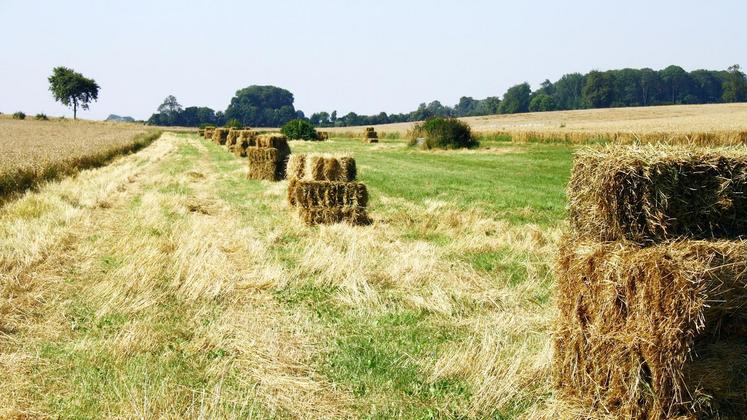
[568,145,747,244]
[555,239,747,419]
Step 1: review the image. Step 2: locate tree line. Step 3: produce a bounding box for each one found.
[147,65,747,128]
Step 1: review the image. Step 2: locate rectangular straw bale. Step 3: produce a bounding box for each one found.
[555,239,747,419]
[226,128,240,147]
[287,154,306,180]
[365,130,378,139]
[204,127,215,140]
[247,147,279,163]
[303,155,356,182]
[247,147,281,181]
[569,145,747,244]
[298,206,371,226]
[293,180,368,208]
[212,128,229,145]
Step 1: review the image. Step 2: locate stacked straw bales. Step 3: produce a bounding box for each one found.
[286,154,370,226]
[363,127,378,143]
[212,128,229,145]
[247,134,290,181]
[225,128,240,151]
[233,130,257,158]
[555,145,747,419]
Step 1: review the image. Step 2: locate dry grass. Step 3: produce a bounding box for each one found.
[0,132,570,418]
[325,103,747,145]
[0,118,160,200]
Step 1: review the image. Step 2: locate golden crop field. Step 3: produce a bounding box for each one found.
[0,117,161,200]
[328,103,747,144]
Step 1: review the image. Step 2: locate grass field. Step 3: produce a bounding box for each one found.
[0,131,577,418]
[0,117,162,201]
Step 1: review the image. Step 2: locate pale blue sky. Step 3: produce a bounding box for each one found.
[1,0,745,120]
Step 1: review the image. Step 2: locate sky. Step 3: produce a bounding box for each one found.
[1,0,745,120]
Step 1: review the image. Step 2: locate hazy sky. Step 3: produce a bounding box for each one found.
[1,0,745,120]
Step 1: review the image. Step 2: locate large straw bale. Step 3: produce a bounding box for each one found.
[293,180,368,208]
[233,130,257,157]
[256,134,290,178]
[226,128,240,147]
[298,206,371,226]
[212,128,229,145]
[287,154,307,180]
[569,145,747,244]
[247,147,280,181]
[555,239,747,419]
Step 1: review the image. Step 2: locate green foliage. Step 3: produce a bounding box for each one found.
[34,113,49,121]
[48,66,99,120]
[224,119,242,129]
[409,117,477,150]
[281,119,318,140]
[12,111,26,120]
[198,123,215,129]
[224,85,299,127]
[723,64,747,103]
[582,71,615,108]
[499,83,531,114]
[529,93,556,112]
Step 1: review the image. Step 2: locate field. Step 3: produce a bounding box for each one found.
[0,129,577,418]
[0,117,162,201]
[328,103,747,144]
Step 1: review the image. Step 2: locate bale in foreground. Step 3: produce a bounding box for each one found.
[568,145,747,244]
[554,239,747,419]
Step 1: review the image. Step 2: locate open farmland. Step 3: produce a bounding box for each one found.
[0,117,161,200]
[0,131,579,418]
[328,103,747,144]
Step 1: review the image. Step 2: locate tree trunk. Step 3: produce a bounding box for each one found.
[73,99,78,120]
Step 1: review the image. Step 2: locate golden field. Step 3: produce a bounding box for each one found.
[0,117,161,200]
[328,103,747,144]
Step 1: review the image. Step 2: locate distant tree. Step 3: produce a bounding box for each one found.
[224,85,298,127]
[225,118,242,129]
[659,65,692,104]
[553,73,585,110]
[723,64,747,103]
[48,66,100,119]
[639,68,660,106]
[529,93,556,112]
[157,95,183,115]
[582,71,615,108]
[499,83,531,114]
[690,70,724,103]
[330,110,338,124]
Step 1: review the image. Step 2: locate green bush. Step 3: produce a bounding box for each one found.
[225,119,242,129]
[12,111,26,120]
[281,119,318,140]
[35,113,49,121]
[199,123,216,129]
[408,117,477,150]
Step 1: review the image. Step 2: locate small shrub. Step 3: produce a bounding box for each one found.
[408,117,477,150]
[35,113,49,121]
[13,111,26,120]
[281,119,318,140]
[225,119,242,129]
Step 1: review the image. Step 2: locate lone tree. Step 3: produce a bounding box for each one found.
[48,66,100,119]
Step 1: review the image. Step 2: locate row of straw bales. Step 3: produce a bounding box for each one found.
[555,144,747,419]
[204,128,372,226]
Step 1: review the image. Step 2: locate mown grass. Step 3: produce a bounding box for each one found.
[2,133,573,418]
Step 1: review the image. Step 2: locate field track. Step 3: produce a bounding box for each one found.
[1,132,576,417]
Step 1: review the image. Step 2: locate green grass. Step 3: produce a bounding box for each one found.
[291,138,573,226]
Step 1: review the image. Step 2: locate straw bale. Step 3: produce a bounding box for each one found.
[298,206,371,226]
[293,180,368,208]
[555,239,747,419]
[569,145,747,244]
[296,155,356,182]
[212,128,229,145]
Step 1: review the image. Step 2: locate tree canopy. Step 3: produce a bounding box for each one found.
[224,85,299,127]
[48,66,100,119]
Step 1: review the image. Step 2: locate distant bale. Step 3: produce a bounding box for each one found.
[555,239,747,419]
[226,128,240,150]
[233,130,257,157]
[568,145,747,244]
[212,128,229,145]
[316,131,329,141]
[247,147,280,181]
[204,127,215,140]
[363,127,379,143]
